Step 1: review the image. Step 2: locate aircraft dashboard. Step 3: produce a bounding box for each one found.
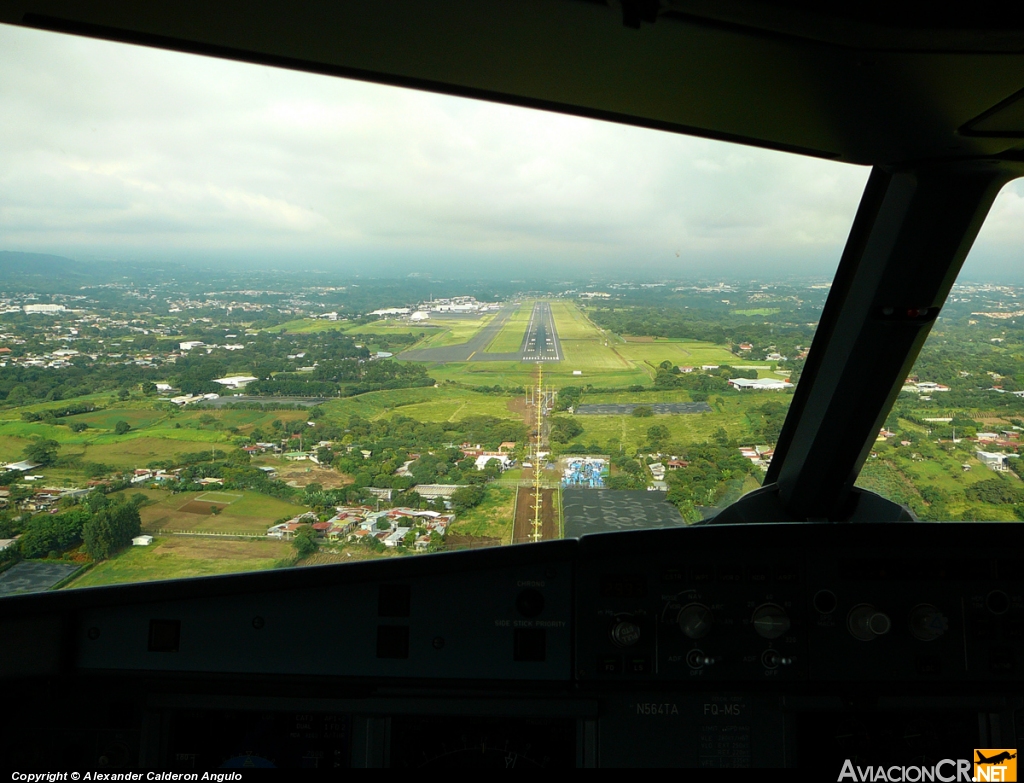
[2,522,1021,768]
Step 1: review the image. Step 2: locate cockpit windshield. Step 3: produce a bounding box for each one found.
[10,20,1019,599]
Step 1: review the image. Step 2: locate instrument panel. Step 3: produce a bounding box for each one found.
[1,522,1022,768]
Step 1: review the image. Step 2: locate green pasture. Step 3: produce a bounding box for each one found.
[65,536,291,589]
[320,386,515,423]
[345,322,422,336]
[67,408,168,431]
[550,300,605,340]
[732,308,781,316]
[0,434,33,462]
[272,318,351,334]
[563,395,777,452]
[582,390,696,404]
[561,339,634,371]
[80,436,226,468]
[411,314,495,349]
[428,361,651,390]
[0,391,115,421]
[614,341,743,368]
[484,303,528,353]
[448,485,517,544]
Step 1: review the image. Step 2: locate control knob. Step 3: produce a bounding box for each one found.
[909,604,948,641]
[752,604,791,639]
[610,617,641,647]
[677,603,713,639]
[848,604,891,641]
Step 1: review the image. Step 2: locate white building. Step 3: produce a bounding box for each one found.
[23,304,66,314]
[132,535,153,546]
[976,451,1018,472]
[370,307,411,317]
[728,378,793,390]
[475,453,513,471]
[179,341,205,351]
[213,375,258,389]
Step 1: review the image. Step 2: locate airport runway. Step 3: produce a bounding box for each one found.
[396,307,516,362]
[519,301,562,362]
[398,301,563,363]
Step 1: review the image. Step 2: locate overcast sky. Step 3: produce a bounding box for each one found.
[1,23,1021,281]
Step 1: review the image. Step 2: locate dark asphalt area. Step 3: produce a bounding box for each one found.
[0,561,81,596]
[562,489,686,537]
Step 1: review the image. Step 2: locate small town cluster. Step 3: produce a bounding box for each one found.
[268,506,454,550]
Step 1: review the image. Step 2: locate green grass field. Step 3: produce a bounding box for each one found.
[484,303,529,353]
[271,318,352,334]
[428,361,652,389]
[66,408,168,431]
[731,308,781,316]
[0,395,323,479]
[319,386,515,423]
[410,314,496,349]
[448,485,517,544]
[550,300,605,340]
[65,536,291,589]
[567,394,788,452]
[614,341,746,368]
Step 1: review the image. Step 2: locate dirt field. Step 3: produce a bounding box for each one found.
[512,486,557,544]
[273,463,353,489]
[138,490,310,535]
[507,396,531,428]
[177,500,227,515]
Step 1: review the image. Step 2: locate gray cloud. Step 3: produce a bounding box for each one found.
[1,23,1019,280]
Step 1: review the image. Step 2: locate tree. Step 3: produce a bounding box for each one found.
[69,422,89,433]
[451,485,486,512]
[141,382,158,395]
[632,405,654,418]
[549,417,584,444]
[292,526,318,557]
[5,385,30,405]
[83,513,114,560]
[23,439,59,467]
[114,420,131,435]
[647,424,671,447]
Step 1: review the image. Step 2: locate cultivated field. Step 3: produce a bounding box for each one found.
[130,489,310,535]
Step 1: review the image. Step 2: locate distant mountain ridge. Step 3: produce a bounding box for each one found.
[0,251,168,291]
[0,251,97,283]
